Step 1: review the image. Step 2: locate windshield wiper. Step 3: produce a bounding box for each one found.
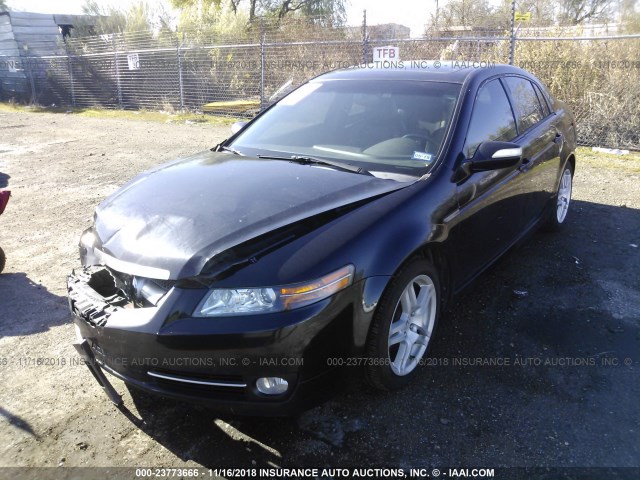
[257,155,372,176]
[220,145,243,155]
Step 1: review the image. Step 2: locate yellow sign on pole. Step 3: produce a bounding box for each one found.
[515,11,532,21]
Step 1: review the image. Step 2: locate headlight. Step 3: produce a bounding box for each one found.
[79,228,97,249]
[194,265,354,317]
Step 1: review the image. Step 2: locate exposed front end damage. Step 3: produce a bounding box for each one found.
[68,267,129,328]
[68,266,176,406]
[67,260,359,415]
[68,266,174,326]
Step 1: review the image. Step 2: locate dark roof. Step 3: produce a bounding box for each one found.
[315,61,527,83]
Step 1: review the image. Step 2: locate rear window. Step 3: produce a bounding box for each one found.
[532,82,551,117]
[504,77,546,133]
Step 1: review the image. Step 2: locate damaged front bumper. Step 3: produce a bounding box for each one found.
[67,266,354,415]
[72,339,123,406]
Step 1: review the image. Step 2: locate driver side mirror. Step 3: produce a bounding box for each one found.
[453,141,523,183]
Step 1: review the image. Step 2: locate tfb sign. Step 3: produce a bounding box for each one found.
[373,46,400,62]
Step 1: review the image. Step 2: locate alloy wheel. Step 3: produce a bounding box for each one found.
[557,168,573,223]
[388,274,437,376]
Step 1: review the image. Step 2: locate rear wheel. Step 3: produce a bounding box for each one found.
[365,258,440,390]
[544,164,573,231]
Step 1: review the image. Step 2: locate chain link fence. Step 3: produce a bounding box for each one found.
[513,34,640,150]
[1,17,639,150]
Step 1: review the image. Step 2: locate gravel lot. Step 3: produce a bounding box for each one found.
[0,110,639,476]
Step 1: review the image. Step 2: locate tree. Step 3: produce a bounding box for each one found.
[272,0,346,24]
[176,1,250,38]
[430,0,498,30]
[525,0,556,26]
[494,0,556,27]
[172,0,346,25]
[621,0,640,32]
[79,0,172,34]
[0,0,8,12]
[558,0,614,24]
[426,0,557,35]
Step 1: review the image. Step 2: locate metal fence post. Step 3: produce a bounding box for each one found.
[112,36,123,108]
[362,9,368,65]
[176,36,184,109]
[260,27,266,111]
[26,57,37,104]
[67,50,76,107]
[508,0,516,64]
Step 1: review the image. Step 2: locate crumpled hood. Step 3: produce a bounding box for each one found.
[88,150,409,279]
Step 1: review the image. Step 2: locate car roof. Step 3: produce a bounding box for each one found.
[313,60,529,84]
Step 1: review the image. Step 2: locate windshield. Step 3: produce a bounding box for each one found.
[229,80,461,179]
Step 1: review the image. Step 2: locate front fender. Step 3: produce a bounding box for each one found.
[351,275,392,351]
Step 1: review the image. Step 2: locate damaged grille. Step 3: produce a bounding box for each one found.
[68,266,175,326]
[68,268,129,327]
[108,268,176,307]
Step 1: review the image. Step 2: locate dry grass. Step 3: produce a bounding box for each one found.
[0,102,237,126]
[577,147,640,173]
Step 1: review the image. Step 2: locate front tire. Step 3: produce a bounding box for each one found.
[365,258,440,390]
[0,246,5,274]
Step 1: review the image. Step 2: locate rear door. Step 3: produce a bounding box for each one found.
[503,76,562,226]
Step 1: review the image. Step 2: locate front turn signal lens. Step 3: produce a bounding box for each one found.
[280,265,354,309]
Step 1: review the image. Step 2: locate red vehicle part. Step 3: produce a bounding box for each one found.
[0,190,9,215]
[0,190,9,273]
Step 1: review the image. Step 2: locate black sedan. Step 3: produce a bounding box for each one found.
[68,61,576,415]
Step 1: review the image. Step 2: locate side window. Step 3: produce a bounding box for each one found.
[465,79,517,158]
[532,82,551,117]
[504,77,545,132]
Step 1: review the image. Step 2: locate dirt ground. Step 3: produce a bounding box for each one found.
[0,110,639,476]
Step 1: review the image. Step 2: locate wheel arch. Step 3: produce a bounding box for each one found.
[353,241,452,353]
[565,152,576,173]
[408,242,452,310]
[553,151,576,194]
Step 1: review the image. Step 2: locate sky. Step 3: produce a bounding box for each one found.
[6,0,437,37]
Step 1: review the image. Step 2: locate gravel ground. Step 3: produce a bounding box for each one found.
[0,110,639,477]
